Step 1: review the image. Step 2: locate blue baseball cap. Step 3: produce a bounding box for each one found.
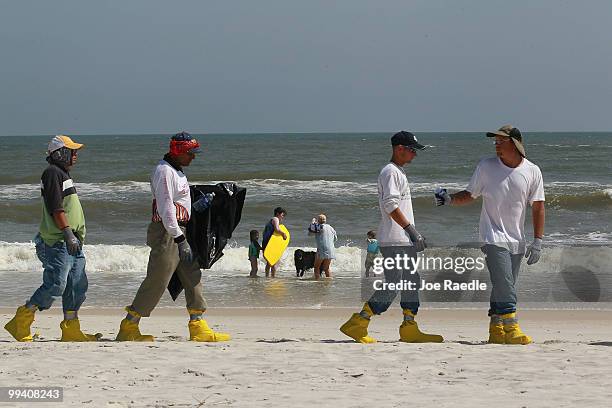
[391,131,425,150]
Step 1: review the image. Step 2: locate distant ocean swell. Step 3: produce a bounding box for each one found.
[0,179,610,203]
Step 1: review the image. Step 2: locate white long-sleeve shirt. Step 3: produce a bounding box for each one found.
[150,159,191,239]
[377,162,414,246]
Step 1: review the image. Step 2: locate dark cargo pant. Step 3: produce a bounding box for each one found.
[131,222,206,317]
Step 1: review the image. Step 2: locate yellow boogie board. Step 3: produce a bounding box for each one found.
[263,225,290,265]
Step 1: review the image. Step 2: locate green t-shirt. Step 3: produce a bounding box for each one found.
[39,164,86,246]
[248,242,260,258]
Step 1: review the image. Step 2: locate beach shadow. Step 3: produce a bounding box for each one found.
[542,339,570,345]
[453,340,488,346]
[321,339,453,345]
[163,335,183,341]
[256,338,299,343]
[2,339,115,343]
[322,339,488,346]
[318,339,400,344]
[589,341,612,347]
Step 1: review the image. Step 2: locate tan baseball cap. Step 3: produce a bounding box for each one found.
[486,125,525,157]
[47,135,84,155]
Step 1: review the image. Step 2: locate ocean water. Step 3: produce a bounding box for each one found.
[0,132,610,308]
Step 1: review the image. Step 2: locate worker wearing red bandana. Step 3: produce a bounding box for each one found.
[116,132,231,342]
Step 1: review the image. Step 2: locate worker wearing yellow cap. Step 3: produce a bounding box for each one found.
[4,135,99,342]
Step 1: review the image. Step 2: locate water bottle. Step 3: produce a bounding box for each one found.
[193,192,215,213]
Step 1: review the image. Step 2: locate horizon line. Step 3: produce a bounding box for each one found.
[1,130,612,137]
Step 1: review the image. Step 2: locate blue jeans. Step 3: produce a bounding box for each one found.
[27,234,88,312]
[482,244,523,315]
[367,246,419,315]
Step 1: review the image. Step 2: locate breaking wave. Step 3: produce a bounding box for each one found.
[1,241,610,278]
[1,180,610,206]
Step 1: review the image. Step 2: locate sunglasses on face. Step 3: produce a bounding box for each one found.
[494,138,511,145]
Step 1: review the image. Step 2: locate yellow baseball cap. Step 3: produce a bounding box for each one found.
[47,135,84,155]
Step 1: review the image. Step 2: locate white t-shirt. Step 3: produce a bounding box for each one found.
[150,160,192,239]
[467,157,545,254]
[377,162,414,246]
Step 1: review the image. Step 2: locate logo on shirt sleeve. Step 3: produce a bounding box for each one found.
[62,179,74,191]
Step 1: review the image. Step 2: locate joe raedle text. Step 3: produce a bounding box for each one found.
[372,279,488,292]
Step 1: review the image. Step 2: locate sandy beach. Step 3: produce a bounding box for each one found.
[2,0,612,407]
[1,307,611,407]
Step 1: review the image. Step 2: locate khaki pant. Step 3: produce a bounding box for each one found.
[131,222,206,317]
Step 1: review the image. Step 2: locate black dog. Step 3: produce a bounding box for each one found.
[294,249,316,277]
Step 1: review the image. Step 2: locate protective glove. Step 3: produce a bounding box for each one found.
[192,193,215,213]
[404,224,427,252]
[525,238,542,265]
[177,238,194,263]
[434,187,452,206]
[62,227,81,256]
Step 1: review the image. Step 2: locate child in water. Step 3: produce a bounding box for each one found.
[249,230,262,277]
[365,230,379,277]
[309,217,323,233]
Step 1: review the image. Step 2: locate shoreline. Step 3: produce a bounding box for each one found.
[3,305,612,316]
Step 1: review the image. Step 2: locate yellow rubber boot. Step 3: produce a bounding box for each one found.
[399,310,443,343]
[4,305,36,342]
[339,303,377,344]
[501,312,532,345]
[60,319,101,342]
[115,308,154,342]
[488,314,505,344]
[188,319,231,342]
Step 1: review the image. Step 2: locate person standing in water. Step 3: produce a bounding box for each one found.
[340,131,443,344]
[262,207,287,278]
[434,125,545,344]
[308,214,337,279]
[248,229,262,277]
[364,230,379,278]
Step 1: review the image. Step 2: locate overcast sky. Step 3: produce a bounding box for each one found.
[1,0,611,135]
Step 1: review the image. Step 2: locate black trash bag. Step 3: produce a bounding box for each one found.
[167,182,246,300]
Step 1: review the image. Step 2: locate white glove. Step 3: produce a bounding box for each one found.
[434,187,452,206]
[525,238,542,265]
